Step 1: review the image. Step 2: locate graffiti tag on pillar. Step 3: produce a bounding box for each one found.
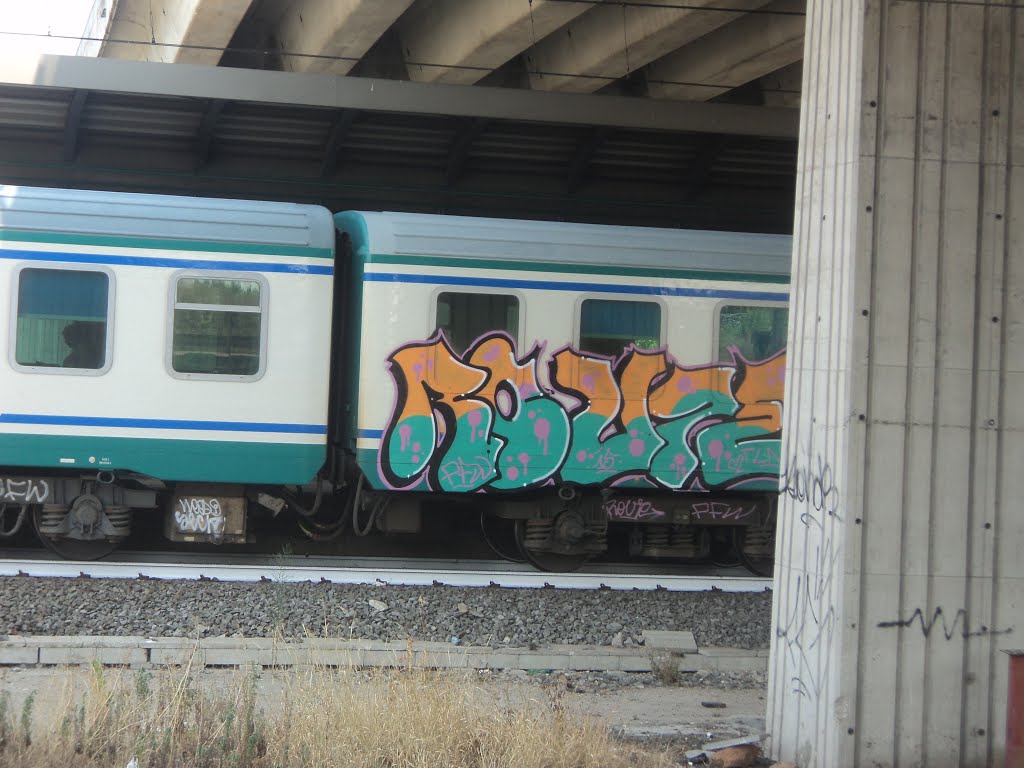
[380,330,785,493]
[877,607,1012,640]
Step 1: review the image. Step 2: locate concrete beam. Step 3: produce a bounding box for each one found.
[62,90,89,163]
[525,0,774,93]
[4,54,801,138]
[760,61,803,109]
[646,0,805,102]
[445,117,488,186]
[273,0,415,75]
[397,0,588,86]
[97,0,254,66]
[77,0,117,58]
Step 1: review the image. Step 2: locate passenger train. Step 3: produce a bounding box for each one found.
[0,186,790,572]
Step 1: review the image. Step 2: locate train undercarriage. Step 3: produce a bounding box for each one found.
[0,470,777,576]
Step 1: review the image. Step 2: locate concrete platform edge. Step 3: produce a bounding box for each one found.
[0,636,767,674]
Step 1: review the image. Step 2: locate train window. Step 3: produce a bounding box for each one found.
[578,299,661,356]
[14,267,111,372]
[717,304,788,361]
[170,276,264,377]
[436,292,519,354]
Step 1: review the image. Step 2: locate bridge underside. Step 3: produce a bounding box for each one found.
[0,55,797,231]
[0,0,809,232]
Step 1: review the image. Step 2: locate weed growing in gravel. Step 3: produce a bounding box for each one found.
[0,656,676,768]
[649,653,682,684]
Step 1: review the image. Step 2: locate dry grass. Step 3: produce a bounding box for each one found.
[0,653,676,768]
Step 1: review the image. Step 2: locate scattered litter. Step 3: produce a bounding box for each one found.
[701,701,727,708]
[685,733,764,765]
[703,734,763,751]
[368,599,389,612]
[706,744,761,768]
[450,636,461,645]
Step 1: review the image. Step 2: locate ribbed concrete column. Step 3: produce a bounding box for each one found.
[767,2,1022,767]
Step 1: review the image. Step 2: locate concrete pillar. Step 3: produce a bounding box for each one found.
[768,2,1023,767]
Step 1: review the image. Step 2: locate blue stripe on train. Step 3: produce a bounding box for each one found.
[0,249,334,275]
[0,413,327,435]
[363,272,788,301]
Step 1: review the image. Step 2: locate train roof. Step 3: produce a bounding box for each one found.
[336,211,792,277]
[0,186,335,252]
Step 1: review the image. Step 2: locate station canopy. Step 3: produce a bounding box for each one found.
[0,0,804,233]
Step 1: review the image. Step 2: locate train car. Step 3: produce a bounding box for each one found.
[0,186,335,558]
[335,212,791,572]
[0,186,791,572]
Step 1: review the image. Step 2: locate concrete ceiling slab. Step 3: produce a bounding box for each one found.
[273,0,416,75]
[646,0,805,101]
[397,0,588,85]
[523,0,775,93]
[97,0,254,66]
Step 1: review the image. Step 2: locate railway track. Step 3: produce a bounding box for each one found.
[0,551,772,592]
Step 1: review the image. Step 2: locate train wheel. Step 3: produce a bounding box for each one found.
[732,525,775,577]
[514,519,589,573]
[479,512,526,563]
[32,505,119,561]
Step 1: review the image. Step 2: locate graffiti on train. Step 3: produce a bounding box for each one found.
[379,331,784,493]
[0,477,50,504]
[602,497,667,522]
[174,497,226,536]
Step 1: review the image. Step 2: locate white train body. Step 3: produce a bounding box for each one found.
[0,186,334,486]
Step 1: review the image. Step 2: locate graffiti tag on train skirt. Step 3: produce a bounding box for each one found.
[0,477,50,504]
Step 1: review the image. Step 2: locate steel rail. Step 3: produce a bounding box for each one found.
[0,557,771,592]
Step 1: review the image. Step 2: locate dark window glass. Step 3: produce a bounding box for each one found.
[16,268,109,370]
[579,299,661,357]
[718,305,788,361]
[176,277,260,306]
[172,277,263,376]
[436,292,519,354]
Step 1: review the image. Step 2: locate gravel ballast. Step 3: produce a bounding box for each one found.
[0,577,772,649]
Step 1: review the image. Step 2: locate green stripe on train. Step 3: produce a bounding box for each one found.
[0,434,325,485]
[366,254,790,284]
[0,230,334,260]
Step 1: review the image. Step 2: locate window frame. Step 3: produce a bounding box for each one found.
[165,269,269,382]
[713,299,789,363]
[429,286,524,353]
[9,262,116,377]
[572,294,667,357]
